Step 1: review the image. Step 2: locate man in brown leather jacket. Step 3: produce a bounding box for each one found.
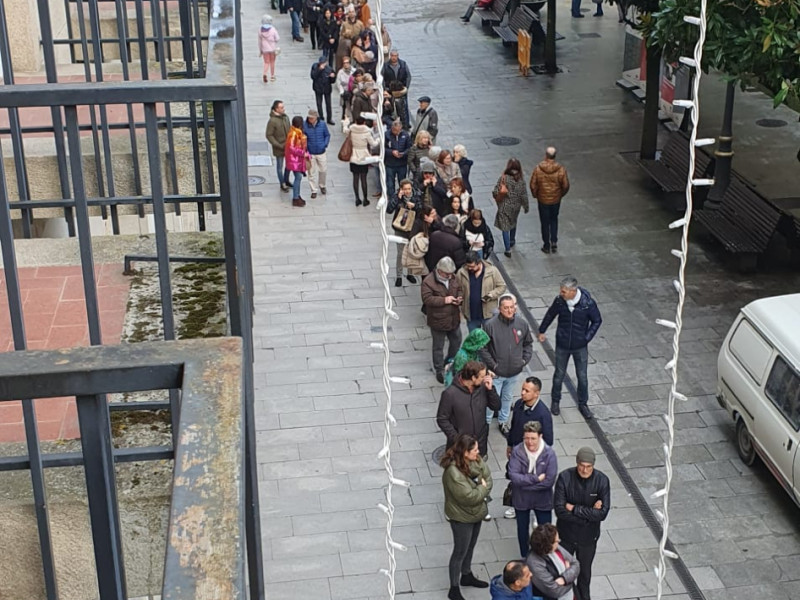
[421,257,463,384]
[529,147,570,254]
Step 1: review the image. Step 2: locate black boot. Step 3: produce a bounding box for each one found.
[447,586,465,600]
[460,573,489,588]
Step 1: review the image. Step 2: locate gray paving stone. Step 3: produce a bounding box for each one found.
[416,541,498,569]
[705,584,792,600]
[261,458,332,481]
[263,494,321,517]
[366,503,442,528]
[321,488,412,512]
[260,578,331,600]
[608,527,659,551]
[329,572,411,600]
[674,540,746,567]
[263,554,342,583]
[347,525,427,552]
[735,534,800,560]
[279,409,344,429]
[314,392,378,411]
[339,548,421,575]
[592,550,648,576]
[608,571,677,598]
[322,423,376,441]
[715,559,785,586]
[270,532,350,558]
[292,510,368,536]
[277,474,351,496]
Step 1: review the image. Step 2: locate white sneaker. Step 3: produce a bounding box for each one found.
[484,513,492,521]
[504,508,516,519]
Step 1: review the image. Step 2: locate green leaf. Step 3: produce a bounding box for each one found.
[773,86,789,107]
[763,32,773,52]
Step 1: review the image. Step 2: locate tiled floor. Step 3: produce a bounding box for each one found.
[0,264,130,442]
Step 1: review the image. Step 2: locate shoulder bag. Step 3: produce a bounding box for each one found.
[337,133,353,162]
[496,174,508,203]
[392,207,416,232]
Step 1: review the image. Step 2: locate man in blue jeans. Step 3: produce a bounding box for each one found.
[479,293,534,432]
[384,119,411,199]
[538,276,602,419]
[286,0,304,41]
[265,99,291,192]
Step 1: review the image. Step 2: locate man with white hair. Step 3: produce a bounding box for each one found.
[427,214,467,273]
[422,257,464,384]
[538,276,602,419]
[529,146,570,254]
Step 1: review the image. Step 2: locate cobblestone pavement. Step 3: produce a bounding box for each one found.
[244,0,800,598]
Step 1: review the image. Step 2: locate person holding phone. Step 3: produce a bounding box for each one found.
[422,257,464,384]
[455,251,506,332]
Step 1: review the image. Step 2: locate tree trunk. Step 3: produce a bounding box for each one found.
[639,42,662,160]
[545,0,557,73]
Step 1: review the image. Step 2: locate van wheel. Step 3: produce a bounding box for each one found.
[736,419,756,466]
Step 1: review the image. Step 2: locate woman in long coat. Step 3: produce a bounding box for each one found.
[492,157,529,258]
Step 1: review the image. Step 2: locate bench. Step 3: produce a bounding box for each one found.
[694,176,781,271]
[477,0,511,26]
[637,132,714,195]
[493,6,538,46]
[521,0,546,12]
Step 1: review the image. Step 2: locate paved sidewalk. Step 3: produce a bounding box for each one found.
[245,0,800,599]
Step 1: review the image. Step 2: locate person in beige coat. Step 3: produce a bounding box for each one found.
[345,114,379,206]
[456,251,507,331]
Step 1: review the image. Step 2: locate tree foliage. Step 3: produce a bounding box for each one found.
[642,0,800,107]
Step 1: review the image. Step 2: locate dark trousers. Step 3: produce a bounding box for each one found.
[462,1,477,20]
[431,327,462,374]
[449,521,482,587]
[538,202,561,248]
[560,537,597,600]
[309,21,319,48]
[552,345,589,405]
[385,164,407,199]
[315,92,332,122]
[515,508,552,558]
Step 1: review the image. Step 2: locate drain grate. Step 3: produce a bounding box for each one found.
[431,445,446,467]
[248,175,266,185]
[756,118,787,128]
[490,136,521,146]
[578,32,601,38]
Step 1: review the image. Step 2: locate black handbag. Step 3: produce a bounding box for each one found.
[502,483,513,507]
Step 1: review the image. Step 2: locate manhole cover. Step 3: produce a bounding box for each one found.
[431,445,447,467]
[756,118,788,128]
[490,137,521,146]
[248,175,266,185]
[578,32,601,38]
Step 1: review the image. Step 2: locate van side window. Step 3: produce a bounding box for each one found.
[764,356,800,431]
[729,319,772,384]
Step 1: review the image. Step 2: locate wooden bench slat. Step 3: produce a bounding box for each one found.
[493,6,536,43]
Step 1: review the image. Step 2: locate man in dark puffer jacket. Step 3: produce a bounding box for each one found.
[537,276,602,419]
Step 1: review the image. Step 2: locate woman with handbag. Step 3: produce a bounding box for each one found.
[526,523,580,600]
[285,116,310,207]
[493,158,529,258]
[387,178,421,287]
[508,421,558,559]
[461,209,494,260]
[345,115,379,207]
[441,433,493,600]
[403,205,439,278]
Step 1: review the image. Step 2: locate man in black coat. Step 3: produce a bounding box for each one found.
[538,275,602,419]
[381,50,412,89]
[427,214,467,273]
[554,447,610,600]
[436,360,501,456]
[310,56,336,124]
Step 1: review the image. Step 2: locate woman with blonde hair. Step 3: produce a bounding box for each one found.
[453,144,474,194]
[407,130,432,179]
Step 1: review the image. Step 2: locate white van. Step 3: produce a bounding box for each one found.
[717,294,800,506]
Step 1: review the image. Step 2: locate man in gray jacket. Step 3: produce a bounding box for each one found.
[478,293,534,432]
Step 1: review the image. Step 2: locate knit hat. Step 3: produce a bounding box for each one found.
[421,161,436,174]
[576,447,596,466]
[261,14,273,24]
[318,55,328,63]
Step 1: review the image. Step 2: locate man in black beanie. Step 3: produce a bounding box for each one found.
[553,447,610,600]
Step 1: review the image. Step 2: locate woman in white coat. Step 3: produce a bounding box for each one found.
[346,114,379,206]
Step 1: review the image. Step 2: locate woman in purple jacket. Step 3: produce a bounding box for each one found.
[508,421,558,558]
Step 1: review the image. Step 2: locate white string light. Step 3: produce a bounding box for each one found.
[653,1,713,598]
[367,3,408,598]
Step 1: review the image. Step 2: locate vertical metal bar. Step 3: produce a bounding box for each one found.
[161,0,172,60]
[36,0,75,235]
[178,0,205,228]
[113,0,144,234]
[149,0,180,210]
[0,2,33,237]
[0,133,60,600]
[214,101,264,600]
[63,0,77,63]
[76,394,127,600]
[134,0,150,219]
[64,106,103,345]
[149,0,161,61]
[143,103,180,445]
[72,0,107,218]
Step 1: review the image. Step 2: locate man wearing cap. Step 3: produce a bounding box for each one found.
[553,447,610,600]
[411,96,439,143]
[421,256,464,384]
[303,110,330,199]
[310,56,336,125]
[417,161,448,214]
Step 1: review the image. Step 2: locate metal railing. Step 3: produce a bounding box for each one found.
[0,339,247,599]
[0,0,262,597]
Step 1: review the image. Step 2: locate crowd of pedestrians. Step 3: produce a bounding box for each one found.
[259,5,613,600]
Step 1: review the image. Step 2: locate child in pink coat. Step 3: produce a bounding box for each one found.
[258,15,280,82]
